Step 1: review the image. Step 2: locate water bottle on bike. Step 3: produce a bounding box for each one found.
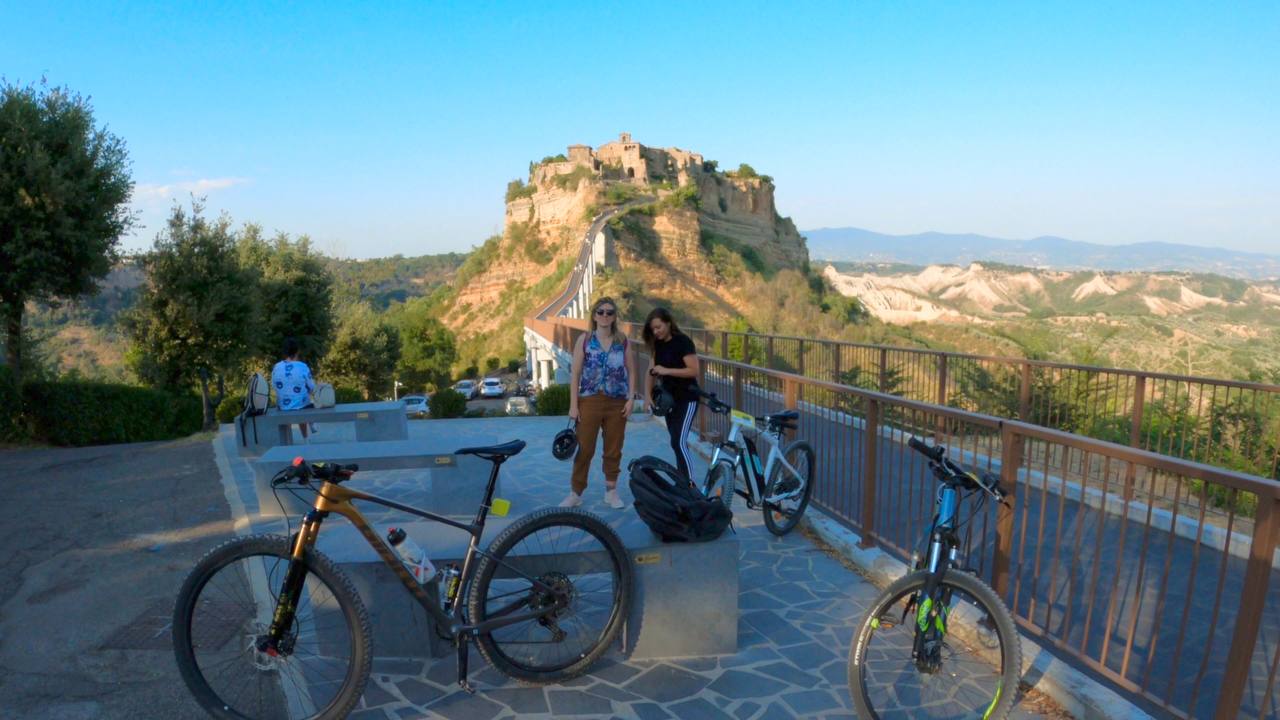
[387,527,436,584]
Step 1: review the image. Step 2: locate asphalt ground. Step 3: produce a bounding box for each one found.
[0,436,234,720]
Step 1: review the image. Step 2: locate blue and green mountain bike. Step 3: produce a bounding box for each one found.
[848,438,1022,720]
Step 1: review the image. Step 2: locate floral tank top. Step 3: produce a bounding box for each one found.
[579,333,629,399]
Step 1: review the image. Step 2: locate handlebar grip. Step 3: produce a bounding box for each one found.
[908,437,945,462]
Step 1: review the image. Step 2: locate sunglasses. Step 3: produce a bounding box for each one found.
[595,308,616,317]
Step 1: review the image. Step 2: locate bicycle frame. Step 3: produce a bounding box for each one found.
[272,460,565,650]
[709,410,806,506]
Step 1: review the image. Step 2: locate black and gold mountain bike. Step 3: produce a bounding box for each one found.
[173,440,631,720]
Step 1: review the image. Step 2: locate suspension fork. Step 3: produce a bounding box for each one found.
[262,511,324,652]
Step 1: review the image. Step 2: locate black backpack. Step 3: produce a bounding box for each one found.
[628,456,732,543]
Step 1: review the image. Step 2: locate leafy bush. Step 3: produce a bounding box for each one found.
[22,381,202,446]
[551,165,594,191]
[535,384,571,416]
[430,388,467,419]
[505,179,536,202]
[506,358,522,373]
[0,366,24,442]
[485,357,500,371]
[335,386,363,403]
[216,393,245,424]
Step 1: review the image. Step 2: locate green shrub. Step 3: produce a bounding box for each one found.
[430,388,467,419]
[22,381,202,446]
[0,366,24,442]
[506,358,522,373]
[505,179,536,202]
[464,408,486,418]
[535,384,571,416]
[216,393,245,424]
[485,356,501,372]
[335,386,363,403]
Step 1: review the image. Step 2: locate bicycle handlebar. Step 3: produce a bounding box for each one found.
[695,388,731,415]
[271,458,360,487]
[906,438,1005,501]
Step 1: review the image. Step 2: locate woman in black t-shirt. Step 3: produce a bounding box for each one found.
[643,307,701,478]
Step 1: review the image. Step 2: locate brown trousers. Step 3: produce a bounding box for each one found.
[571,395,629,494]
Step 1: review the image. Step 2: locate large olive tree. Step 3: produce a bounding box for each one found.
[0,80,134,385]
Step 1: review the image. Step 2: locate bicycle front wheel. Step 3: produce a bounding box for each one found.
[703,459,735,512]
[173,534,371,720]
[763,440,814,535]
[468,507,632,684]
[848,569,1021,720]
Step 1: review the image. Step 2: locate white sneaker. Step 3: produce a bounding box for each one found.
[559,492,583,508]
[604,489,625,509]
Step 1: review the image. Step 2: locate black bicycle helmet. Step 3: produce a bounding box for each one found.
[552,419,579,460]
[650,383,676,417]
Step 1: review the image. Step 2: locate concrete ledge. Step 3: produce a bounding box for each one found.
[235,401,408,456]
[317,514,739,661]
[252,444,496,519]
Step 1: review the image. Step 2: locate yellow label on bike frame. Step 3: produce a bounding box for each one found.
[490,498,511,516]
[731,409,754,428]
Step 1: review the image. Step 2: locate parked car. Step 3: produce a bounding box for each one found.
[455,380,479,400]
[480,377,505,399]
[513,378,532,397]
[505,396,532,415]
[401,395,429,418]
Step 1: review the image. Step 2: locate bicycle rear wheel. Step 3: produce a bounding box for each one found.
[173,534,371,720]
[703,459,735,511]
[763,440,814,536]
[468,507,631,684]
[848,569,1021,720]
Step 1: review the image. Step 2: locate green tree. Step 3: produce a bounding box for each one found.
[323,303,402,399]
[0,80,135,386]
[125,203,257,429]
[394,297,456,391]
[237,224,335,365]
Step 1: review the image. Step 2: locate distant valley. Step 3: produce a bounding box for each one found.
[805,227,1280,280]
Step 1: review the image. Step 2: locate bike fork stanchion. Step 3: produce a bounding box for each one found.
[456,633,474,694]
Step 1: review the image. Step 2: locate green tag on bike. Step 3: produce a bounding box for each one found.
[490,498,511,516]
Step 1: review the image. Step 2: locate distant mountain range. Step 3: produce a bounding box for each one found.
[803,227,1280,279]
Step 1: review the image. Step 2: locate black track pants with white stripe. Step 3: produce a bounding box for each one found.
[665,399,698,479]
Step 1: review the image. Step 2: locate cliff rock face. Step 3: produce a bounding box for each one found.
[446,133,810,348]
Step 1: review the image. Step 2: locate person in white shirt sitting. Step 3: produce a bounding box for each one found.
[272,337,317,442]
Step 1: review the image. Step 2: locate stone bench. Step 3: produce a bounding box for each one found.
[316,516,739,661]
[234,401,408,456]
[252,441,497,519]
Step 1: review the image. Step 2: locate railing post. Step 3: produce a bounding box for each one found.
[831,343,842,383]
[732,366,744,411]
[783,378,799,441]
[1129,375,1146,449]
[859,398,880,547]
[1213,494,1280,719]
[797,339,806,377]
[766,336,775,371]
[878,348,889,393]
[1019,362,1033,422]
[993,423,1023,598]
[936,354,948,407]
[720,331,728,359]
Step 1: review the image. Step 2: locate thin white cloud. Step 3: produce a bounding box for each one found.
[133,177,250,203]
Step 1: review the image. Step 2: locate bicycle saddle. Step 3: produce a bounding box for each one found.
[764,410,799,422]
[455,440,527,460]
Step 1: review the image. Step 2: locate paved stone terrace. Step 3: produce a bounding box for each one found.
[216,415,1052,719]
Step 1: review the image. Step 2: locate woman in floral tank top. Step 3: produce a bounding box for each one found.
[563,297,637,509]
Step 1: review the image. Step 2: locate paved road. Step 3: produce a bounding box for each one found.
[0,437,235,720]
[699,375,1280,719]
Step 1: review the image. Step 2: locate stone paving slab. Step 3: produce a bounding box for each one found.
[214,416,1054,719]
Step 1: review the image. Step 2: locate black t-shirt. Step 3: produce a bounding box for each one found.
[654,332,697,402]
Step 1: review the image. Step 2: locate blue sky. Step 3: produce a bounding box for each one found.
[2,1,1276,258]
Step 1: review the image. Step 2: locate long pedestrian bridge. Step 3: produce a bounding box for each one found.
[523,210,1280,719]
